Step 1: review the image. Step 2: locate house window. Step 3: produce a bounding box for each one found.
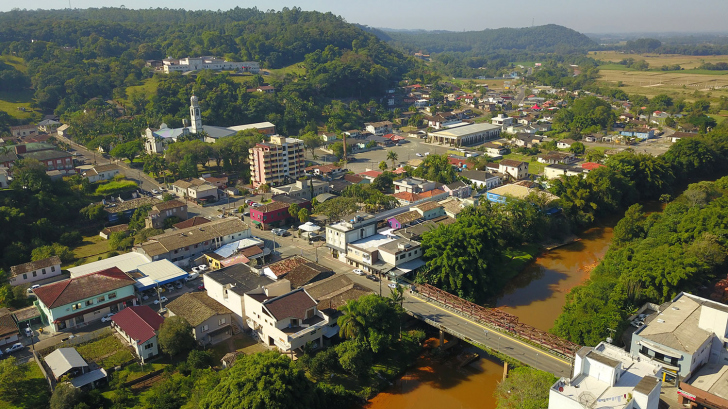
[32,271,37,277]
[86,300,93,306]
[108,292,117,300]
[42,268,46,274]
[201,324,209,332]
[51,266,56,272]
[219,318,226,326]
[72,303,82,310]
[145,343,154,350]
[97,296,105,303]
[23,274,27,280]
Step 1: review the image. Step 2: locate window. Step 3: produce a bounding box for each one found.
[32,271,37,277]
[219,318,226,326]
[108,292,117,300]
[72,303,82,310]
[23,274,27,280]
[145,343,154,349]
[86,300,93,306]
[201,324,209,332]
[97,296,105,303]
[42,268,46,274]
[51,266,56,272]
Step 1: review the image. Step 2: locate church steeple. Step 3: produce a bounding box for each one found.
[190,95,202,133]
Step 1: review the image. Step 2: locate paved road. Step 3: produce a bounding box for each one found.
[250,225,573,377]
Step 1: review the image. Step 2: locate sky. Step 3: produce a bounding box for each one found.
[3,0,728,34]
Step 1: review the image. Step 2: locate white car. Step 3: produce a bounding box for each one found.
[101,313,115,323]
[198,265,208,271]
[192,266,200,273]
[415,153,423,157]
[24,327,33,337]
[353,269,365,276]
[154,296,168,305]
[186,272,200,281]
[151,189,159,194]
[27,284,40,294]
[388,283,398,289]
[4,343,23,354]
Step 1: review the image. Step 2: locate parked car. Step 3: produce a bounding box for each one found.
[175,281,183,289]
[159,186,167,191]
[141,294,150,301]
[24,327,33,337]
[415,153,423,157]
[151,189,159,194]
[198,264,208,271]
[27,284,40,294]
[4,343,23,354]
[186,272,200,281]
[197,284,206,291]
[154,296,168,305]
[164,283,175,291]
[353,269,365,276]
[366,275,379,282]
[100,313,115,323]
[272,228,285,236]
[388,283,398,289]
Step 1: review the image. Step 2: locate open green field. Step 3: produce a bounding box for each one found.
[591,51,728,69]
[597,69,728,101]
[502,152,546,175]
[124,77,160,103]
[0,56,37,120]
[71,234,112,263]
[267,62,305,77]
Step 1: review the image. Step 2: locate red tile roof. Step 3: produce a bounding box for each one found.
[392,167,407,175]
[343,174,365,184]
[581,162,606,171]
[111,306,164,343]
[358,170,383,179]
[34,267,135,309]
[416,189,446,199]
[392,192,417,202]
[266,255,310,278]
[173,216,211,229]
[263,289,318,320]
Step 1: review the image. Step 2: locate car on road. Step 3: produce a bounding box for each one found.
[24,327,33,337]
[197,284,206,291]
[415,153,423,157]
[5,343,23,354]
[27,284,41,294]
[100,313,115,323]
[175,281,184,289]
[353,269,365,276]
[272,228,286,236]
[154,296,168,305]
[186,272,200,281]
[152,189,159,194]
[198,265,208,271]
[388,283,398,289]
[192,266,200,273]
[366,275,379,282]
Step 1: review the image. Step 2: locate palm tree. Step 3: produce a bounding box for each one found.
[337,303,365,340]
[389,284,405,308]
[259,183,271,201]
[386,150,398,169]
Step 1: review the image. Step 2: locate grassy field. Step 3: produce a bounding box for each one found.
[72,235,112,262]
[124,77,160,103]
[597,69,728,100]
[0,56,37,120]
[76,335,135,368]
[591,51,728,69]
[501,152,546,174]
[0,362,50,409]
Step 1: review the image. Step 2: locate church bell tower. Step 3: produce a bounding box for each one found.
[190,95,202,133]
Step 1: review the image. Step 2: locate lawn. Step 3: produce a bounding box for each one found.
[268,62,305,77]
[0,362,50,409]
[502,152,546,175]
[95,179,138,195]
[76,335,134,368]
[116,362,168,382]
[123,77,159,103]
[72,235,112,260]
[0,88,37,120]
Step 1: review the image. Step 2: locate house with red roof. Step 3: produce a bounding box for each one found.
[34,267,137,332]
[357,169,383,182]
[111,306,164,360]
[581,162,606,172]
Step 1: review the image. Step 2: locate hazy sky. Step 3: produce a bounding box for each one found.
[3,0,727,33]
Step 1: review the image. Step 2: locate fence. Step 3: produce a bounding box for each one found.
[414,283,580,359]
[37,327,113,357]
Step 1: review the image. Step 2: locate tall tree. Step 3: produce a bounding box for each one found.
[386,150,398,169]
[157,316,196,356]
[494,367,556,409]
[110,140,143,164]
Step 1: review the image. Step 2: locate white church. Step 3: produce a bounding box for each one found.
[143,95,277,154]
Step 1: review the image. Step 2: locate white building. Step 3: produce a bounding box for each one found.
[82,164,122,183]
[548,342,662,409]
[325,213,377,261]
[544,164,586,180]
[364,121,393,135]
[429,123,501,147]
[162,57,259,74]
[244,281,335,353]
[202,264,274,328]
[9,256,62,286]
[498,159,529,180]
[110,306,164,361]
[249,135,305,188]
[491,114,513,127]
[143,95,276,154]
[460,170,502,189]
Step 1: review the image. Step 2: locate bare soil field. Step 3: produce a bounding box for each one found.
[591,51,728,69]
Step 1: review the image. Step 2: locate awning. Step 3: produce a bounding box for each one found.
[54,295,136,323]
[394,258,426,273]
[70,368,107,388]
[298,222,321,232]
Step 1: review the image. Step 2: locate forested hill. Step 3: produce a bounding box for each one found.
[381,24,597,54]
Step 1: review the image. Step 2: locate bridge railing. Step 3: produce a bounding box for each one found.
[412,283,580,361]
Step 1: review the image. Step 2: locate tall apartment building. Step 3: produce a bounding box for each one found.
[249,136,305,188]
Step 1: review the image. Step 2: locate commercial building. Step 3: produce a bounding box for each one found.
[325,213,377,261]
[68,252,152,278]
[630,292,728,409]
[548,342,662,409]
[270,179,330,200]
[9,256,62,287]
[429,123,501,146]
[145,199,188,229]
[203,264,274,328]
[248,197,310,230]
[134,217,251,266]
[34,267,137,332]
[249,135,305,188]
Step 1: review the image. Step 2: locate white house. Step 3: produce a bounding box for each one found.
[498,159,529,180]
[364,121,393,135]
[548,342,662,409]
[244,282,335,353]
[325,213,377,261]
[460,170,502,189]
[491,114,513,127]
[0,310,19,349]
[202,264,274,328]
[9,256,62,287]
[110,306,164,361]
[82,164,122,183]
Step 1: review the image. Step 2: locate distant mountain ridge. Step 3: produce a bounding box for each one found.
[373,24,597,54]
